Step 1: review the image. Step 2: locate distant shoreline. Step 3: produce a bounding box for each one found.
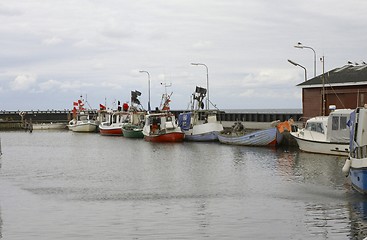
[1,108,303,114]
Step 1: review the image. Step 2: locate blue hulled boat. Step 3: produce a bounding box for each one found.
[343,106,367,194]
[178,86,223,142]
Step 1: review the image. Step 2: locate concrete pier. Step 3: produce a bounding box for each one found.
[0,109,303,131]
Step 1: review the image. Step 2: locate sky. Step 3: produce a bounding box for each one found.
[0,0,366,111]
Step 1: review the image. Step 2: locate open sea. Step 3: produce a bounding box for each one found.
[0,130,367,239]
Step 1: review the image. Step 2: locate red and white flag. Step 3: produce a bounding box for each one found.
[99,104,106,110]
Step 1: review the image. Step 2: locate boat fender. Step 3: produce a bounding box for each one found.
[342,158,351,177]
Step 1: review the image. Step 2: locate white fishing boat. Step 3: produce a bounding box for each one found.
[67,97,98,133]
[178,86,223,141]
[342,106,367,194]
[291,107,352,155]
[67,113,98,132]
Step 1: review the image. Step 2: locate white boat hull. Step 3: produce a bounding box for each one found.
[291,132,349,156]
[32,122,67,130]
[68,123,97,132]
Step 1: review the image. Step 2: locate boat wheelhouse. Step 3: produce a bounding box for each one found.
[291,108,352,155]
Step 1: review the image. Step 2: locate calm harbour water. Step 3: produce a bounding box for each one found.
[1,131,367,239]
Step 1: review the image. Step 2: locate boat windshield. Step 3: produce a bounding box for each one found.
[305,122,324,134]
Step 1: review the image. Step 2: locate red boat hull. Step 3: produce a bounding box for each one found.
[99,128,123,136]
[144,132,185,142]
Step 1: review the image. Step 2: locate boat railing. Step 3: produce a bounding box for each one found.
[353,145,367,159]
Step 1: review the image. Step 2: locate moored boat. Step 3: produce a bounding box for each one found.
[99,110,129,136]
[121,90,146,139]
[178,86,223,141]
[290,107,352,155]
[342,106,367,194]
[67,114,98,132]
[142,88,184,142]
[67,97,98,133]
[122,123,144,138]
[218,120,291,146]
[143,112,184,142]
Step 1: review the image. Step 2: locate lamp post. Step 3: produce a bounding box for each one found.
[320,56,325,116]
[294,42,316,77]
[191,63,209,110]
[288,59,307,81]
[139,70,151,112]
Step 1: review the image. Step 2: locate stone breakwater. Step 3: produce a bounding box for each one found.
[0,109,302,129]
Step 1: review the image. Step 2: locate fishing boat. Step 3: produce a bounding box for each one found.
[143,112,184,142]
[290,107,352,155]
[342,106,367,194]
[67,112,98,133]
[67,98,98,133]
[178,86,223,141]
[217,120,291,146]
[67,113,98,132]
[122,123,144,138]
[122,109,145,139]
[122,90,145,139]
[142,88,184,142]
[99,110,129,136]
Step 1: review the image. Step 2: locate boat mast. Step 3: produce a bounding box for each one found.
[160,82,172,111]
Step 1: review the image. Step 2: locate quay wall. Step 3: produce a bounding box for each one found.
[0,109,303,130]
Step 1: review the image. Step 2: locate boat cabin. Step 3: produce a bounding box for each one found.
[326,109,352,143]
[304,109,352,143]
[129,112,145,126]
[100,111,129,127]
[145,113,177,134]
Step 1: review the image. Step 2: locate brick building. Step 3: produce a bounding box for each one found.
[297,64,367,119]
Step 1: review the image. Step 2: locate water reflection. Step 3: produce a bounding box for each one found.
[0,207,2,239]
[304,202,350,239]
[274,148,347,189]
[225,146,364,238]
[275,149,367,239]
[3,131,367,239]
[349,201,367,239]
[195,200,211,236]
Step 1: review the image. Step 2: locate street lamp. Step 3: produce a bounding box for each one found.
[191,63,209,110]
[294,42,316,77]
[139,70,151,112]
[288,59,307,81]
[320,56,326,116]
